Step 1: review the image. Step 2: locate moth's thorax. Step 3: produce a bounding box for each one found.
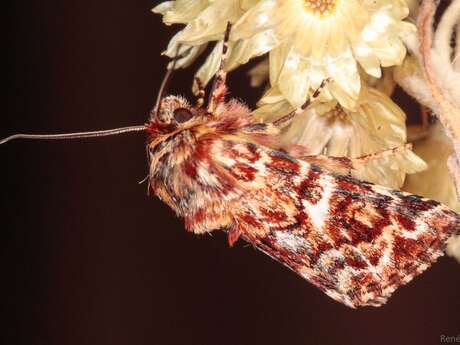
[146,95,282,221]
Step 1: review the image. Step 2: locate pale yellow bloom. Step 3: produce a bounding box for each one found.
[232,0,414,110]
[403,123,460,263]
[403,123,460,213]
[247,58,399,97]
[253,86,426,189]
[361,67,396,97]
[154,1,413,109]
[447,236,460,264]
[404,0,419,16]
[153,0,274,91]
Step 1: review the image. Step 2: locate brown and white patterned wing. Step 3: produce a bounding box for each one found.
[216,141,460,308]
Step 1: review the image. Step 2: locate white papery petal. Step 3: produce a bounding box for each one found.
[163,32,208,69]
[404,123,460,212]
[233,0,412,108]
[152,2,174,16]
[154,0,210,24]
[155,0,413,110]
[194,42,223,92]
[354,43,382,78]
[277,50,311,107]
[325,51,361,106]
[447,237,460,263]
[232,0,279,40]
[227,30,279,70]
[177,0,242,45]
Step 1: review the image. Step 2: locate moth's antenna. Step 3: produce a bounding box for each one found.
[0,125,146,145]
[2,46,193,145]
[153,45,183,119]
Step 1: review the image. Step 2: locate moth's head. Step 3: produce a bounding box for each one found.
[147,95,205,137]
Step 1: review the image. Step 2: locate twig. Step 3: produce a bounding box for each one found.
[418,0,460,201]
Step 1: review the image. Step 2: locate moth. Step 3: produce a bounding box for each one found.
[2,23,459,308]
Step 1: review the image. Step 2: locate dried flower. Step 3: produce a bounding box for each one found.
[403,123,460,262]
[447,236,460,264]
[231,0,414,110]
[153,0,274,91]
[154,0,414,109]
[404,123,460,212]
[253,86,426,188]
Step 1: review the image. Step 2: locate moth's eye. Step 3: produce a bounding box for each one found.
[173,108,193,123]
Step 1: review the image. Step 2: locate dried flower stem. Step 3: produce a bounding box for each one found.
[456,23,460,71]
[417,0,460,201]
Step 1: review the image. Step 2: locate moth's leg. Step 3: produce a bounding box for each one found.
[272,78,331,127]
[207,22,232,113]
[227,225,243,246]
[350,144,413,166]
[194,77,206,108]
[301,144,413,174]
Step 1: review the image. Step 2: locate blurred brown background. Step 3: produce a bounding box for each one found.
[3,1,459,345]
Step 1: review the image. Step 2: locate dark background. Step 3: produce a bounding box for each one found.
[4,1,459,344]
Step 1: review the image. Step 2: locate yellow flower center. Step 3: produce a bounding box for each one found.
[303,0,339,17]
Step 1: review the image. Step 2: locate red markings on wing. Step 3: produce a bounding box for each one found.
[193,135,215,161]
[294,211,314,233]
[260,208,288,223]
[296,169,323,204]
[335,175,372,193]
[266,151,300,175]
[308,240,333,265]
[229,143,261,163]
[326,191,389,247]
[394,193,439,216]
[394,231,445,264]
[185,208,207,232]
[184,160,197,178]
[246,143,261,162]
[344,248,369,270]
[367,249,382,266]
[394,213,416,231]
[240,214,262,228]
[230,162,257,182]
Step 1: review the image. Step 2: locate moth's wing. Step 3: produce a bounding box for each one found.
[216,141,460,308]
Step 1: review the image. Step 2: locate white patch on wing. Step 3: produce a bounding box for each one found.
[302,174,333,232]
[213,141,235,168]
[295,161,311,185]
[316,248,344,270]
[275,231,310,253]
[252,148,272,177]
[197,164,220,186]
